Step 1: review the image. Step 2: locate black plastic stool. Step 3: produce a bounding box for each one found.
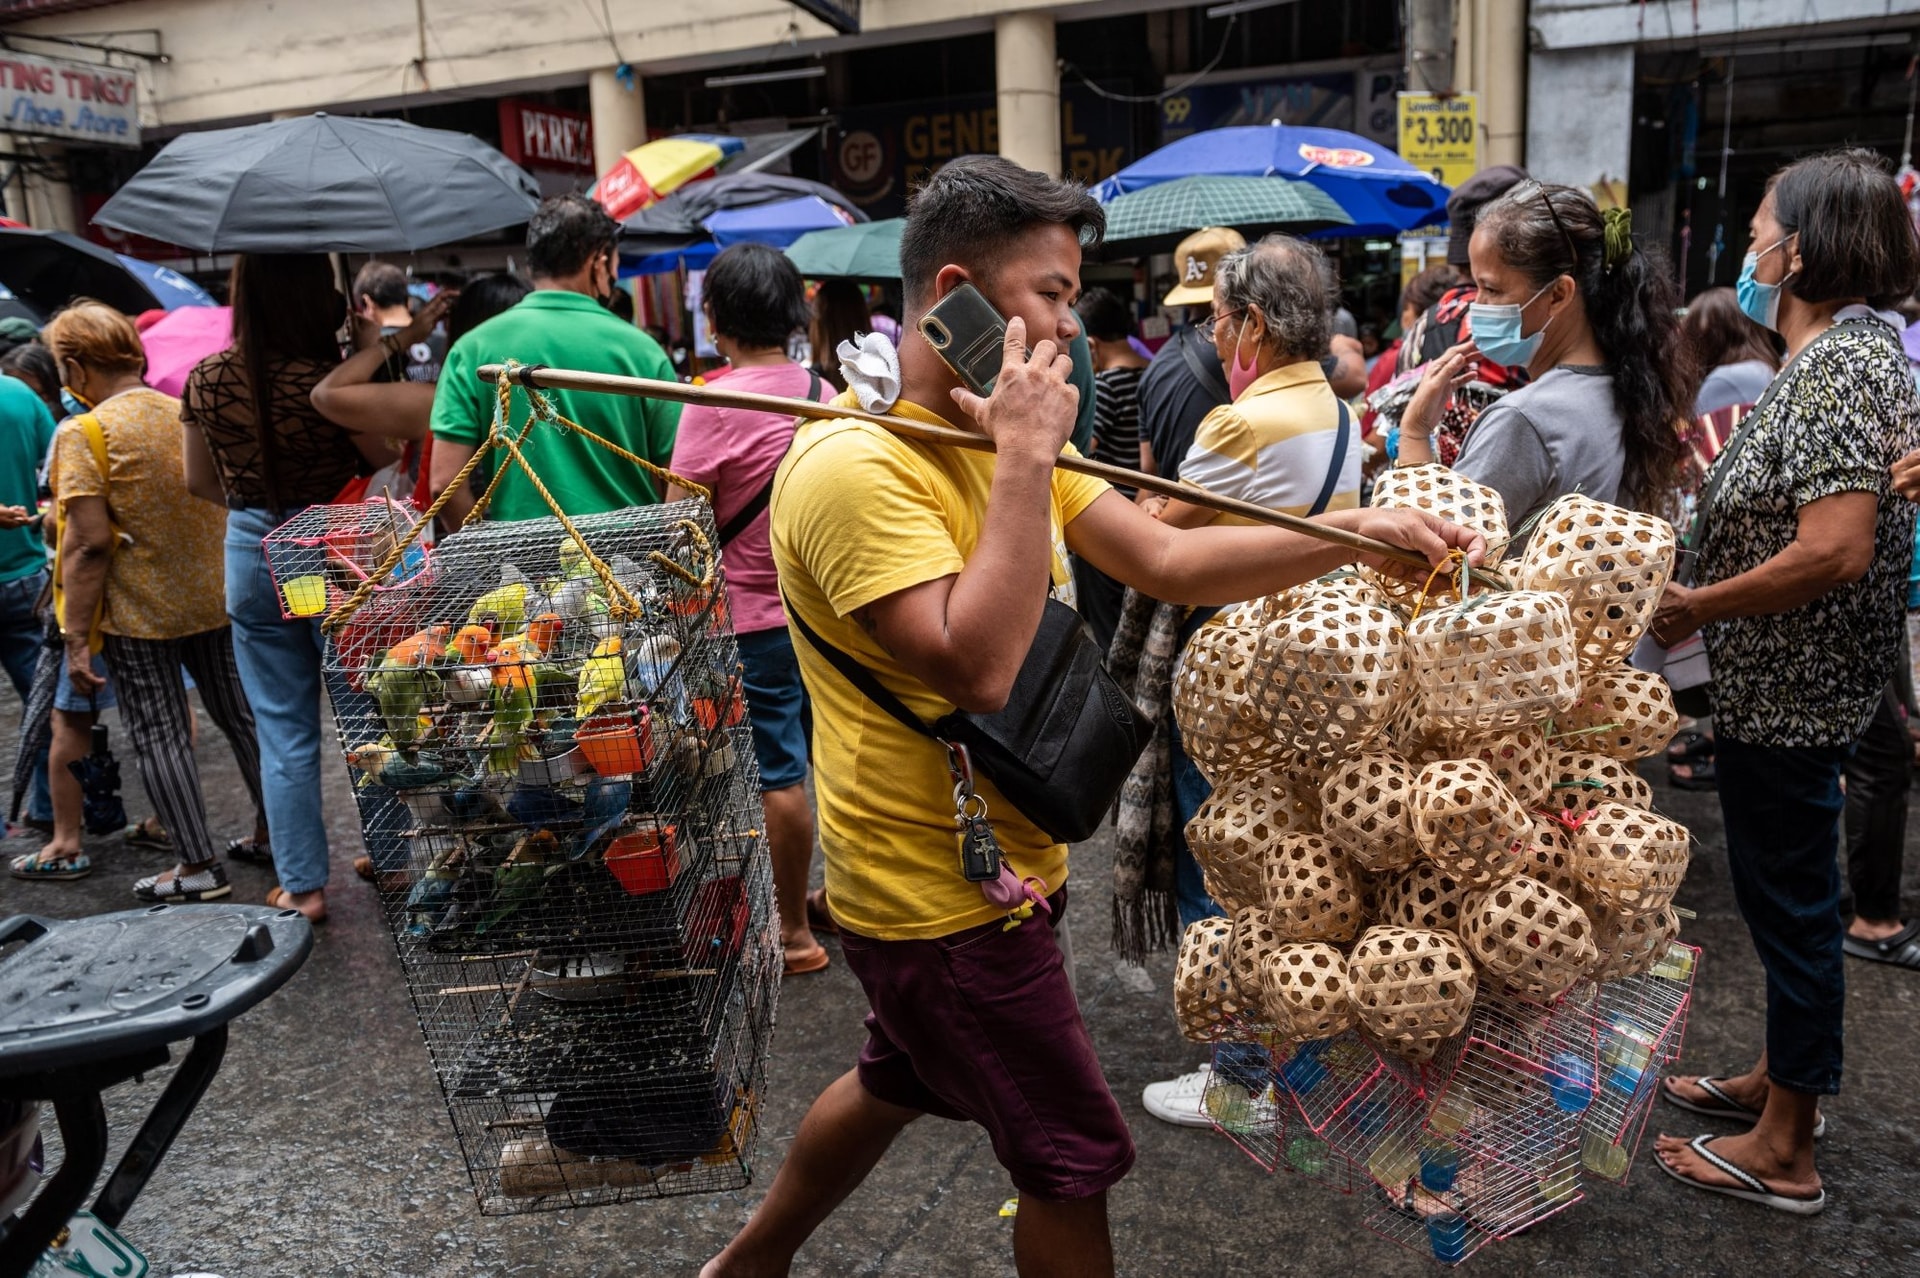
[0,904,313,1278]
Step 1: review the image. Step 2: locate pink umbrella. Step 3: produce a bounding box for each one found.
[141,305,230,397]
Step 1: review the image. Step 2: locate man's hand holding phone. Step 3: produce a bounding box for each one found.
[950,315,1078,463]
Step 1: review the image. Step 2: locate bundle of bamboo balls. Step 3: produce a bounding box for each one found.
[1173,477,1689,1066]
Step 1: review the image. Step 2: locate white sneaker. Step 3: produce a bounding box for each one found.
[1142,1063,1215,1128]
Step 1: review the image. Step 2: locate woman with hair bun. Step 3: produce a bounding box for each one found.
[1397,180,1689,530]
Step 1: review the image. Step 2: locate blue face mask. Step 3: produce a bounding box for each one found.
[1467,282,1555,368]
[1736,237,1793,332]
[58,388,88,418]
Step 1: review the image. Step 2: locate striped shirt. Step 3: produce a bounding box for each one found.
[1177,360,1360,522]
[1090,365,1144,495]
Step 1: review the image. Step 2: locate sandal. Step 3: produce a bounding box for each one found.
[805,887,838,936]
[1668,758,1718,791]
[1661,1076,1826,1139]
[265,884,328,925]
[123,819,173,853]
[224,837,272,866]
[353,854,410,893]
[1656,1134,1826,1215]
[1665,731,1714,764]
[1843,919,1920,970]
[783,944,831,976]
[133,861,231,903]
[9,850,91,881]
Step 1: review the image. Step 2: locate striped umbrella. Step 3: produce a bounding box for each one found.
[596,134,746,221]
[1097,175,1353,257]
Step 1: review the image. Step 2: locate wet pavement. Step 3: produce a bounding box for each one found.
[1,687,1917,1277]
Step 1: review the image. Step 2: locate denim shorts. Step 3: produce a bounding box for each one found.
[52,651,116,714]
[736,626,810,791]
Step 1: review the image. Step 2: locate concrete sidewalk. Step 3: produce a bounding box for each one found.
[1,689,1917,1276]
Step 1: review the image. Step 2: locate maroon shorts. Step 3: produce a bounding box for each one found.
[837,888,1136,1201]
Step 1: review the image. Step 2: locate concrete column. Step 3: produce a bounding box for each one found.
[995,12,1059,177]
[1526,45,1634,191]
[1478,0,1527,168]
[589,66,647,178]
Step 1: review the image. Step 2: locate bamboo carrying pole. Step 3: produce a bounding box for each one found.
[475,362,1429,569]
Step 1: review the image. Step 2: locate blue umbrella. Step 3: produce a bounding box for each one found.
[114,254,214,308]
[703,195,859,249]
[1092,124,1450,238]
[618,241,719,278]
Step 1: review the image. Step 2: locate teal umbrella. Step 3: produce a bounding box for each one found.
[784,218,903,281]
[1097,176,1353,257]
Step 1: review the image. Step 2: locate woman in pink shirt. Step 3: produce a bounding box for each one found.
[667,243,831,974]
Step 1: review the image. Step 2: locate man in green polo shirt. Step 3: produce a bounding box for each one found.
[429,193,680,523]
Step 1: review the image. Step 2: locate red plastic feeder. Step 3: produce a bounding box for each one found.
[576,708,655,777]
[606,824,680,895]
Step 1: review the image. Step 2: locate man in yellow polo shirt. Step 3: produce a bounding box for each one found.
[702,157,1481,1278]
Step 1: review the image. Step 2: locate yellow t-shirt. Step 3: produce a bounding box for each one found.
[770,397,1110,940]
[52,388,230,641]
[1177,361,1361,523]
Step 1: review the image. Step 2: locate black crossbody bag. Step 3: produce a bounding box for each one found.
[786,593,1152,843]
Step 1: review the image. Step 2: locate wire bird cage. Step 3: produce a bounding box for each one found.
[264,497,779,1215]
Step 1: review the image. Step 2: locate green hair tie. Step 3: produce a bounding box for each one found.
[1601,206,1635,272]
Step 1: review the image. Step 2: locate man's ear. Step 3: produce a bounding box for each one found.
[931,264,972,302]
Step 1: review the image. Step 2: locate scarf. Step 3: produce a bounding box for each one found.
[1108,586,1184,963]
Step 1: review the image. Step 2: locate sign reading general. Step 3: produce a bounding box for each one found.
[1397,92,1477,188]
[0,52,138,148]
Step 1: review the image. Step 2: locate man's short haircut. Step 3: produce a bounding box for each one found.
[703,242,809,349]
[527,193,620,281]
[1076,286,1134,342]
[1215,235,1331,362]
[353,261,410,309]
[898,155,1105,307]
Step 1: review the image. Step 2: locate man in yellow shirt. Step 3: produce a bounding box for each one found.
[703,156,1482,1278]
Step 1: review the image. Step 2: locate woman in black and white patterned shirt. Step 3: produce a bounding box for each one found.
[1651,149,1920,1216]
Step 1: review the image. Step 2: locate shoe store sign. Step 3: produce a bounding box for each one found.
[0,51,139,148]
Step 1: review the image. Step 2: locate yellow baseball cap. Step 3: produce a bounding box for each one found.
[1162,226,1247,307]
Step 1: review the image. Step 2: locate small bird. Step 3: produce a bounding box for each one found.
[486,613,563,687]
[477,830,559,933]
[383,624,451,669]
[468,574,531,639]
[449,624,494,666]
[575,636,629,720]
[484,670,536,774]
[366,663,443,752]
[445,664,494,708]
[627,634,687,719]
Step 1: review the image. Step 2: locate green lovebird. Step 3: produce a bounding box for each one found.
[485,673,536,774]
[476,831,558,933]
[366,663,443,752]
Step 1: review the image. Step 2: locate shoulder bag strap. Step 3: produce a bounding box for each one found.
[783,589,935,741]
[1679,318,1895,585]
[1306,400,1352,517]
[1175,327,1231,407]
[718,371,821,547]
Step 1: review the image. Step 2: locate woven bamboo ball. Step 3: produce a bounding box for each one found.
[1557,667,1681,761]
[1248,595,1405,764]
[1547,748,1655,814]
[1460,876,1597,1001]
[1412,759,1532,887]
[1523,815,1584,899]
[1408,591,1581,735]
[1260,833,1366,943]
[1228,905,1286,1000]
[1570,802,1690,917]
[1346,925,1478,1061]
[1378,861,1473,933]
[1172,622,1287,785]
[1517,494,1675,669]
[1259,942,1356,1042]
[1444,724,1553,807]
[1320,749,1420,873]
[1186,774,1307,913]
[1589,903,1681,981]
[1365,466,1511,603]
[1174,917,1255,1042]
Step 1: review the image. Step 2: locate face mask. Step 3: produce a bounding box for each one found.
[1736,237,1793,332]
[59,387,90,417]
[1468,282,1555,368]
[1227,315,1261,400]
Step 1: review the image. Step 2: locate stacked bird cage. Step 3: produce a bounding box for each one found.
[265,496,778,1215]
[1176,483,1698,1266]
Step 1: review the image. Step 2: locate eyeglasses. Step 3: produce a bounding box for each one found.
[1525,181,1581,272]
[1198,308,1246,339]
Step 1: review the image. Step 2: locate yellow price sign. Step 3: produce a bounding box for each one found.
[1398,92,1479,189]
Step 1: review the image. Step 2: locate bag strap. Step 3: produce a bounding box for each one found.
[78,412,108,492]
[1680,317,1899,586]
[783,588,936,741]
[1306,400,1351,518]
[718,371,820,547]
[1175,327,1230,407]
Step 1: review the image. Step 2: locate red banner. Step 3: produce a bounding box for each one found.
[498,99,594,174]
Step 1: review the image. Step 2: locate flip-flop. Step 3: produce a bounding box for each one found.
[1844,920,1920,970]
[123,820,173,853]
[1661,1076,1826,1139]
[1668,758,1718,791]
[783,945,831,976]
[225,837,273,866]
[265,884,328,925]
[1665,731,1714,764]
[9,850,90,881]
[805,887,838,936]
[1656,1134,1826,1215]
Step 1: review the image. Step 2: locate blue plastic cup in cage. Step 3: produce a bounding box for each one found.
[1548,1050,1595,1112]
[1282,1050,1328,1096]
[1419,1142,1459,1193]
[1426,1210,1469,1264]
[1348,1096,1389,1137]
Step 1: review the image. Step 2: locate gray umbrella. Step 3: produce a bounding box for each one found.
[92,113,542,253]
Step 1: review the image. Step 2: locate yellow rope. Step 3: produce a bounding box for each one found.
[1406,549,1467,623]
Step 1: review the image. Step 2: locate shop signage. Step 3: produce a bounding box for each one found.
[0,51,138,148]
[499,99,594,174]
[1397,92,1478,188]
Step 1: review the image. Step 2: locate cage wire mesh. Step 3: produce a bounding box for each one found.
[264,497,779,1215]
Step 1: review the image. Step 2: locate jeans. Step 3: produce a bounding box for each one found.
[1842,684,1908,921]
[0,568,45,698]
[1717,733,1851,1096]
[226,508,331,894]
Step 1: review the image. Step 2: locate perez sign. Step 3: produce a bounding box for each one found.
[498,99,594,175]
[0,51,138,147]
